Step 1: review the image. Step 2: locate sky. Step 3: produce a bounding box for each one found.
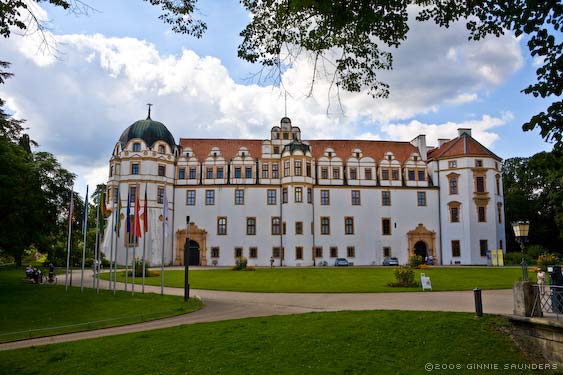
[0,0,555,197]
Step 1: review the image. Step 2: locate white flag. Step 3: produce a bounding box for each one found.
[163,187,169,237]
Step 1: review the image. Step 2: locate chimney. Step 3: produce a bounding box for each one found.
[410,134,427,160]
[438,139,450,147]
[458,128,472,137]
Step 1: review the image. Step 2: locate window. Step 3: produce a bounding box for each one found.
[499,240,503,250]
[449,160,457,168]
[273,146,280,154]
[189,167,196,179]
[131,163,139,175]
[234,167,241,179]
[272,163,279,178]
[133,143,141,152]
[295,247,303,260]
[451,240,461,257]
[480,240,488,257]
[307,188,312,204]
[205,190,215,205]
[178,168,185,179]
[246,217,256,235]
[157,186,164,204]
[113,187,118,204]
[321,190,330,205]
[186,190,196,205]
[295,161,302,176]
[158,165,166,177]
[391,169,399,181]
[382,169,390,180]
[235,189,244,205]
[295,221,303,235]
[235,247,243,258]
[217,217,227,235]
[272,247,281,258]
[314,247,323,258]
[306,162,311,177]
[475,159,483,167]
[497,203,503,224]
[295,187,303,203]
[271,217,281,235]
[365,168,372,180]
[282,222,287,235]
[211,247,220,258]
[381,191,391,206]
[249,247,258,258]
[282,187,288,204]
[450,206,460,223]
[382,218,391,235]
[350,167,357,180]
[267,189,277,205]
[333,167,340,179]
[351,190,361,205]
[158,145,165,154]
[347,246,355,257]
[418,170,426,181]
[321,217,330,235]
[345,217,354,235]
[245,167,252,179]
[217,167,224,179]
[495,175,501,195]
[476,176,485,193]
[129,185,137,203]
[284,161,290,177]
[449,176,458,194]
[283,132,289,140]
[478,206,486,222]
[110,165,114,177]
[262,164,269,179]
[321,167,328,179]
[206,167,213,179]
[383,247,391,257]
[408,169,415,181]
[330,247,338,258]
[417,192,426,206]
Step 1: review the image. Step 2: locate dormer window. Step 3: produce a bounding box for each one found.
[241,152,246,157]
[355,152,360,158]
[158,145,165,154]
[213,152,217,157]
[328,152,332,157]
[133,143,141,152]
[186,152,190,157]
[413,155,418,161]
[387,155,392,161]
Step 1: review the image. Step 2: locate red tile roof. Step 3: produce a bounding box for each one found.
[427,135,500,160]
[179,138,418,163]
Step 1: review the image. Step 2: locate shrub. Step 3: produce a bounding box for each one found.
[409,255,423,269]
[134,258,151,277]
[503,252,533,266]
[527,245,547,259]
[232,257,248,271]
[388,265,419,287]
[537,253,559,271]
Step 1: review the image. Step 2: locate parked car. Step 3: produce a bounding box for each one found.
[383,257,399,266]
[334,258,349,267]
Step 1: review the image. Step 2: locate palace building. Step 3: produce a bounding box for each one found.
[102,113,506,267]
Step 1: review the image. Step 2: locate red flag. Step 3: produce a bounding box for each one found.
[143,184,148,233]
[133,188,142,239]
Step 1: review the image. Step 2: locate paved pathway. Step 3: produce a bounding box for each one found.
[0,271,513,351]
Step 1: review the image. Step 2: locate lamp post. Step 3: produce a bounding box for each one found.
[184,215,190,301]
[512,221,530,281]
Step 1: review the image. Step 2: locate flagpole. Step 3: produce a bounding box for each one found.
[142,183,148,294]
[108,192,115,294]
[65,186,74,292]
[80,185,89,293]
[161,186,167,296]
[125,190,131,292]
[112,195,119,295]
[93,197,100,290]
[132,183,139,296]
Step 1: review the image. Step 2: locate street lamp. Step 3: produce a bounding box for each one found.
[512,221,530,281]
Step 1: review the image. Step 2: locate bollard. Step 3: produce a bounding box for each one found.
[474,288,483,317]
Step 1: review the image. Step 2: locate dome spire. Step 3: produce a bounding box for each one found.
[147,103,153,120]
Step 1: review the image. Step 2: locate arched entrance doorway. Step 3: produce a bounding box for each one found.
[184,240,200,266]
[414,241,428,259]
[175,223,208,266]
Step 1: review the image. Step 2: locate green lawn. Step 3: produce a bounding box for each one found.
[0,267,202,342]
[104,267,527,293]
[0,311,549,375]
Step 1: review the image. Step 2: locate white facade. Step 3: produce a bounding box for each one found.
[102,117,505,267]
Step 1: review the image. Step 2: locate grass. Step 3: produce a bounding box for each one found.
[0,266,202,343]
[0,311,551,375]
[103,267,527,293]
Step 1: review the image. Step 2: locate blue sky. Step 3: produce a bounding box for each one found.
[0,1,554,196]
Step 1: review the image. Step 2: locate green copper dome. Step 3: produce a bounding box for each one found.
[119,117,176,150]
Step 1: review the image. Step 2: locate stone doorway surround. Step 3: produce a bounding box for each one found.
[175,223,207,266]
[407,224,437,263]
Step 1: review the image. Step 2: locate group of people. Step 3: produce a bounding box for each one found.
[25,263,55,284]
